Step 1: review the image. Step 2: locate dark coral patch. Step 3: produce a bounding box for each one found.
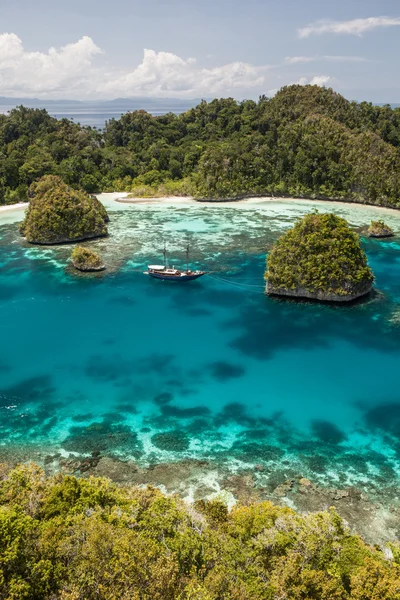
[62,420,141,456]
[115,403,138,414]
[71,413,94,422]
[161,404,211,418]
[0,375,55,404]
[230,441,285,463]
[138,354,175,374]
[364,402,400,437]
[215,402,258,428]
[209,361,245,382]
[311,420,347,445]
[151,430,189,452]
[153,392,174,406]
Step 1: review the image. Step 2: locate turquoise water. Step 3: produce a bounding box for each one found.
[1,196,400,496]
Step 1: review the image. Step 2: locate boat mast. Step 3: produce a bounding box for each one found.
[163,242,167,268]
[186,244,189,273]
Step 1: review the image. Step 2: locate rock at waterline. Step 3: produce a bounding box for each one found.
[265,212,374,302]
[367,220,394,238]
[71,246,105,272]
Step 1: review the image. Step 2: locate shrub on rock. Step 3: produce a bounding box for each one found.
[71,246,105,272]
[20,175,109,244]
[367,220,394,238]
[266,212,374,302]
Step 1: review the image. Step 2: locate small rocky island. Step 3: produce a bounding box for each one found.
[71,246,105,272]
[367,219,394,238]
[19,175,109,244]
[266,212,374,302]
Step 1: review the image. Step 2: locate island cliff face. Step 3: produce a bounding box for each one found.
[19,175,109,245]
[266,212,374,302]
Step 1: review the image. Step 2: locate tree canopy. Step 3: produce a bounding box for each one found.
[0,464,399,600]
[266,212,374,301]
[1,86,400,206]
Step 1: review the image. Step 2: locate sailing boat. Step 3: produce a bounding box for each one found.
[144,244,206,281]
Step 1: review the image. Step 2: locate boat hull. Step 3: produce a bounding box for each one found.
[147,272,206,281]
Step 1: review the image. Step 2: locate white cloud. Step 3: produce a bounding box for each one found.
[285,55,370,64]
[0,33,268,99]
[309,75,331,86]
[285,56,315,65]
[101,49,267,97]
[294,75,331,87]
[0,33,102,95]
[298,16,400,38]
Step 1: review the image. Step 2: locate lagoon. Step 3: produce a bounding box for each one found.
[1,195,400,537]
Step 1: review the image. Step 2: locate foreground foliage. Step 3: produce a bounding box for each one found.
[20,175,109,244]
[0,464,399,599]
[2,86,400,206]
[266,212,374,299]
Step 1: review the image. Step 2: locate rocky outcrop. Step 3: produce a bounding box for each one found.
[20,175,109,245]
[266,212,374,303]
[71,246,105,272]
[266,281,373,302]
[367,220,394,238]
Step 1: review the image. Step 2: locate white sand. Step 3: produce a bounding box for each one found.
[0,202,28,212]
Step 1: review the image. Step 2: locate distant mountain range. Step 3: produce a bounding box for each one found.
[0,96,397,107]
[0,96,207,107]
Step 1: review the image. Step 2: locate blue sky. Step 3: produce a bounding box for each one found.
[1,0,399,101]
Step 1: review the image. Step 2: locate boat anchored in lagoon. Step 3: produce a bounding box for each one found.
[144,244,207,281]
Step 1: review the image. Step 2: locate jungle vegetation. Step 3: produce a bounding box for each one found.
[19,175,109,244]
[1,85,400,206]
[266,212,374,299]
[0,464,399,600]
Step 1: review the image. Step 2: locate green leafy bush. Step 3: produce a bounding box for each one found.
[71,246,105,271]
[367,220,394,237]
[19,175,109,244]
[0,464,399,599]
[266,212,374,299]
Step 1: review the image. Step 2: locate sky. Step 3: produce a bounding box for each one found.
[0,0,399,102]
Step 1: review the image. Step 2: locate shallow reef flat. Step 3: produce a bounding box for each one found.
[1,195,400,542]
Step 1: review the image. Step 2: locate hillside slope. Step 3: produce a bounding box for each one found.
[1,86,400,206]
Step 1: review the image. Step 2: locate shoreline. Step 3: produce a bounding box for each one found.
[1,443,398,545]
[1,194,399,215]
[115,193,400,214]
[0,202,28,212]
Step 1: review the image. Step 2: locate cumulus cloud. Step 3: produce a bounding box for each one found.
[0,33,102,95]
[298,16,400,38]
[294,75,331,87]
[268,75,331,96]
[0,33,268,98]
[309,75,331,86]
[285,55,370,64]
[100,49,266,97]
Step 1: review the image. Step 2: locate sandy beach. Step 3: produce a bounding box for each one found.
[0,202,28,212]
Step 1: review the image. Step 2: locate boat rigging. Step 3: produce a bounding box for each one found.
[144,243,207,281]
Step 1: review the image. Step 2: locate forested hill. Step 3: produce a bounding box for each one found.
[1,85,400,207]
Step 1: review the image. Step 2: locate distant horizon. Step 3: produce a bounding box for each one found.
[0,92,399,107]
